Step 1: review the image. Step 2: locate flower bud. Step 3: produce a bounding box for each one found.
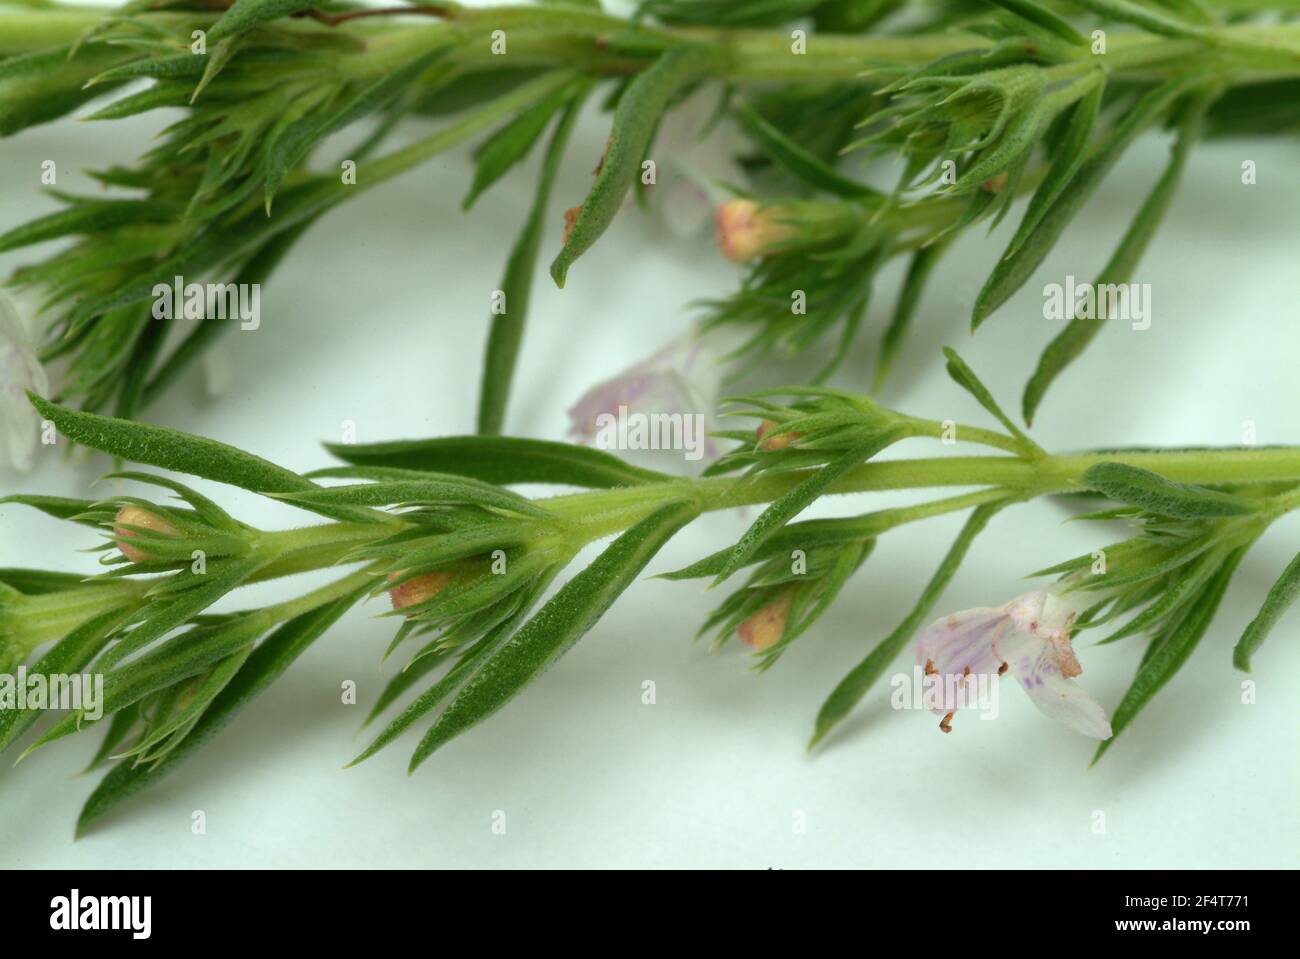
[387,571,454,612]
[737,590,795,652]
[756,419,799,452]
[715,199,796,263]
[113,506,179,563]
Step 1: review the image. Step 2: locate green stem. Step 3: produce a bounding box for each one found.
[12,443,1300,659]
[540,445,1300,532]
[4,4,1299,85]
[253,565,380,626]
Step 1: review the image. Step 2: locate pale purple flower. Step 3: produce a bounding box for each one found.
[567,330,729,470]
[916,586,1112,739]
[0,291,49,472]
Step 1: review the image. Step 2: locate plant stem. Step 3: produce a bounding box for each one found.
[5,4,1299,85]
[540,445,1300,532]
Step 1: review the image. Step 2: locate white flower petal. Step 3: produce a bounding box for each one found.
[916,606,1010,679]
[999,622,1112,739]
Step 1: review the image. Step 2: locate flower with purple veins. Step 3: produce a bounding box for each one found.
[916,585,1112,739]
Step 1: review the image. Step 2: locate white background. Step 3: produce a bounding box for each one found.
[1,5,1298,868]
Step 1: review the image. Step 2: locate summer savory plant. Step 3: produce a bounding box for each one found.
[0,1,1298,832]
[3,352,1300,833]
[0,0,1298,445]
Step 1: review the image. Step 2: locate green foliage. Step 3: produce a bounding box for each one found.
[1081,462,1258,519]
[696,537,873,669]
[1,0,1299,831]
[477,90,588,433]
[1021,89,1212,422]
[1233,552,1300,671]
[549,45,715,287]
[1093,546,1246,764]
[77,588,364,835]
[322,434,670,488]
[404,499,696,769]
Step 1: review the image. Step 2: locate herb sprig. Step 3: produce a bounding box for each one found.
[2,0,1298,433]
[4,349,1300,832]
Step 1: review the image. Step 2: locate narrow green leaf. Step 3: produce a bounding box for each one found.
[713,434,902,587]
[1081,462,1257,518]
[83,704,140,774]
[0,607,132,755]
[95,555,268,672]
[76,587,363,836]
[29,394,304,494]
[942,347,1041,453]
[1062,0,1207,38]
[0,494,100,525]
[478,93,584,433]
[121,645,256,763]
[1021,90,1207,423]
[971,75,1196,329]
[364,645,453,726]
[1093,546,1245,763]
[27,395,381,525]
[0,568,94,594]
[408,500,699,769]
[348,579,554,765]
[1097,547,1222,644]
[736,101,881,200]
[324,434,670,488]
[274,477,551,517]
[874,240,947,391]
[105,471,239,532]
[0,43,132,136]
[811,499,1012,747]
[980,0,1087,44]
[26,610,266,755]
[464,80,577,210]
[549,47,715,287]
[0,199,175,254]
[264,46,454,208]
[1004,77,1104,259]
[207,0,322,43]
[1234,551,1300,671]
[191,35,245,102]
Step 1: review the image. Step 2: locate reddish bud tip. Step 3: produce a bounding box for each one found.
[715,199,794,263]
[387,571,454,612]
[113,506,179,563]
[756,419,799,451]
[737,591,795,652]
